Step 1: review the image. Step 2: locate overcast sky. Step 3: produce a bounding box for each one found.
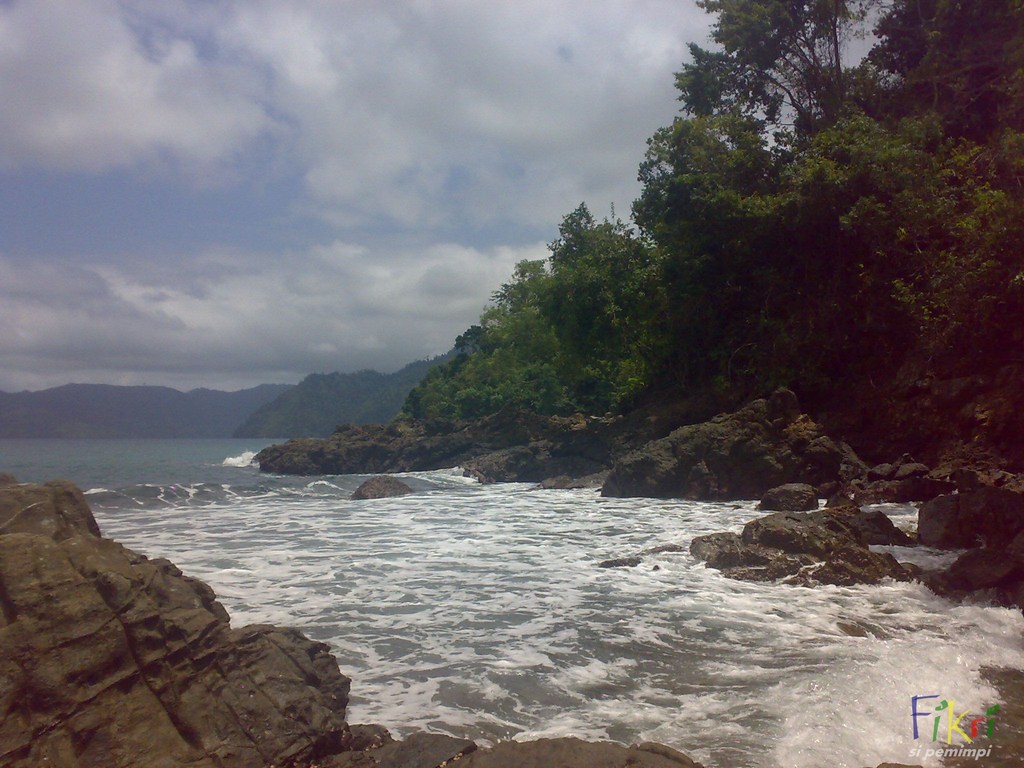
[0,0,710,392]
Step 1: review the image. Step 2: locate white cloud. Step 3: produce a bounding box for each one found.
[0,240,543,391]
[0,0,711,390]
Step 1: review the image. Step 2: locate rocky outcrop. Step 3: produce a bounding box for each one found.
[0,479,355,768]
[759,483,818,511]
[918,486,1024,550]
[257,410,616,484]
[690,506,913,586]
[601,390,856,501]
[917,485,1024,609]
[351,476,414,500]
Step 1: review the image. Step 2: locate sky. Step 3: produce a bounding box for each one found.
[0,0,711,392]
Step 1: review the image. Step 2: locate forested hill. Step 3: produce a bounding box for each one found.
[402,0,1024,464]
[234,355,450,438]
[0,383,291,438]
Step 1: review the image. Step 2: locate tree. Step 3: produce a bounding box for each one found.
[678,0,878,136]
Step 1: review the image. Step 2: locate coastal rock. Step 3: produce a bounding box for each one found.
[918,486,1024,549]
[759,483,818,511]
[690,508,912,586]
[351,476,414,500]
[456,737,705,768]
[602,390,849,500]
[0,480,353,768]
[258,409,618,486]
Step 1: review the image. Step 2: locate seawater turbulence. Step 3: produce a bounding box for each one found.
[88,461,1024,768]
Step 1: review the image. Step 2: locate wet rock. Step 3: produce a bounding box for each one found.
[336,732,477,768]
[918,486,1024,549]
[759,483,818,511]
[351,476,414,500]
[602,391,850,501]
[690,509,912,586]
[597,556,643,569]
[0,481,353,768]
[457,737,705,768]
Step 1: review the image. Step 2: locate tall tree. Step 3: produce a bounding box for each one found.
[678,0,877,136]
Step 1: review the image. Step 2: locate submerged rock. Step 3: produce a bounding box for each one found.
[601,390,852,501]
[351,475,414,500]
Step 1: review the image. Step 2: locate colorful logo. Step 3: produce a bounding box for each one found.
[910,694,1000,760]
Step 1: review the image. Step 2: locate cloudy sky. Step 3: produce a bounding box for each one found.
[0,0,710,392]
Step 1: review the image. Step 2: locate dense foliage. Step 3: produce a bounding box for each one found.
[404,0,1024,421]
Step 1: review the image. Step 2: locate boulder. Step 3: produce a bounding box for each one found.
[759,483,818,511]
[918,486,1024,550]
[0,481,353,768]
[602,391,850,500]
[690,509,912,586]
[351,476,414,500]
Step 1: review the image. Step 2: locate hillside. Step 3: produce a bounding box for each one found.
[0,383,292,438]
[233,355,449,438]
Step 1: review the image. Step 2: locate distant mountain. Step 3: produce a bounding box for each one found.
[233,354,450,438]
[0,383,292,438]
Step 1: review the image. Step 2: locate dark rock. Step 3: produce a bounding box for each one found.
[0,473,18,487]
[641,543,688,555]
[759,483,818,511]
[457,737,705,768]
[535,471,609,490]
[602,393,848,500]
[868,463,897,481]
[945,549,1024,591]
[357,732,477,768]
[690,509,912,586]
[919,487,1024,550]
[598,556,643,569]
[0,481,353,768]
[351,476,414,500]
[825,502,915,546]
[891,476,956,503]
[892,462,929,481]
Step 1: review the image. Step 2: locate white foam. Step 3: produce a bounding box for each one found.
[222,450,258,468]
[92,484,1024,766]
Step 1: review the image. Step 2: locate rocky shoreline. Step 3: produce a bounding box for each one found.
[5,384,1024,765]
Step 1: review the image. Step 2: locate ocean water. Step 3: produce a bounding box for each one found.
[1,438,1021,767]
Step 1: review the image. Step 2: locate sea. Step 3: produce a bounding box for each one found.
[1,437,1021,768]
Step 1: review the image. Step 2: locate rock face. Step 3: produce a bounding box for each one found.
[917,486,1024,609]
[689,507,913,586]
[0,480,353,768]
[351,476,414,500]
[918,486,1024,549]
[602,390,853,500]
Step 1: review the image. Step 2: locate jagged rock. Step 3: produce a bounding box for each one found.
[690,509,912,586]
[759,483,818,511]
[601,390,852,500]
[456,737,705,768]
[918,486,1024,549]
[0,481,353,768]
[351,476,414,500]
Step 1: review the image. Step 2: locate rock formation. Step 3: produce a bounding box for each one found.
[351,476,415,500]
[689,506,914,586]
[601,390,858,500]
[0,480,353,768]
